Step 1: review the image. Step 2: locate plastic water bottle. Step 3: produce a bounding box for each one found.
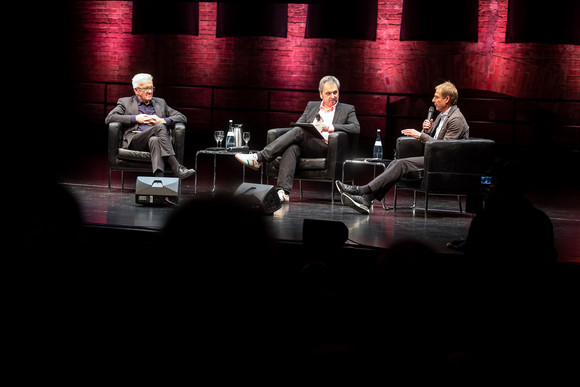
[225,120,235,149]
[373,129,383,159]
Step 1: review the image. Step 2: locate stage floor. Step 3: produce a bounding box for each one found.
[57,153,580,263]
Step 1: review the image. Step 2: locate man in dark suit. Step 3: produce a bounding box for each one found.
[337,81,469,214]
[235,75,360,202]
[105,73,195,179]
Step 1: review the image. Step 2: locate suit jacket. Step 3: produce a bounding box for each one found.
[296,101,360,135]
[105,96,187,148]
[419,105,469,143]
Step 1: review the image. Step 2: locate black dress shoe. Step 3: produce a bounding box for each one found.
[176,165,195,180]
[341,192,372,215]
[335,180,360,195]
[447,240,467,251]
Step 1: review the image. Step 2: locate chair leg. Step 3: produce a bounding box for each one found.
[382,186,399,211]
[425,193,429,215]
[330,181,335,204]
[121,171,125,191]
[457,195,463,213]
[299,180,303,201]
[108,169,112,190]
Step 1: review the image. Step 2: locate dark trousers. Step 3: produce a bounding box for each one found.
[128,124,175,173]
[368,156,424,200]
[260,127,327,194]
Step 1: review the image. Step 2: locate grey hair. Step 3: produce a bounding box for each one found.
[132,73,153,88]
[319,75,340,92]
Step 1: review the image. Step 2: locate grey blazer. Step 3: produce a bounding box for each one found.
[296,101,361,135]
[105,96,187,148]
[419,105,469,143]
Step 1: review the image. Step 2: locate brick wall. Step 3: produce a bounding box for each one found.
[69,0,580,157]
[71,1,580,96]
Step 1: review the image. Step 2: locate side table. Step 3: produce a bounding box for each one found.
[194,148,263,193]
[341,158,392,209]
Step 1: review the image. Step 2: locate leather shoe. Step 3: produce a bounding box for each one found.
[335,180,360,196]
[176,165,195,180]
[447,240,467,251]
[341,192,372,215]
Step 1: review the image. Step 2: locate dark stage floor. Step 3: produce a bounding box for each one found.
[22,152,579,381]
[57,153,579,263]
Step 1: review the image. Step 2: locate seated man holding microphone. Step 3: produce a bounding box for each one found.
[337,81,469,214]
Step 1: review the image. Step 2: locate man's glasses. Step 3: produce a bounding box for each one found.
[136,86,155,91]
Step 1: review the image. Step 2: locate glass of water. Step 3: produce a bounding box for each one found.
[214,130,224,148]
[243,131,250,147]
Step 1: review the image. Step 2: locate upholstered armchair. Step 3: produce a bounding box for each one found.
[392,136,496,214]
[107,122,186,189]
[265,128,358,203]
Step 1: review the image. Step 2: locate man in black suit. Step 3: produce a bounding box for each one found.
[235,75,360,202]
[105,73,195,179]
[337,81,469,214]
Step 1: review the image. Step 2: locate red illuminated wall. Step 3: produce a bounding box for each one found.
[71,1,580,97]
[70,0,580,155]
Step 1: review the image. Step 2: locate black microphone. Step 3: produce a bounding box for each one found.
[422,106,435,133]
[426,106,434,122]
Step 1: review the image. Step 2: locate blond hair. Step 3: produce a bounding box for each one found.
[436,81,458,106]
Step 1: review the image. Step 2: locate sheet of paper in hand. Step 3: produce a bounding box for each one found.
[290,122,324,139]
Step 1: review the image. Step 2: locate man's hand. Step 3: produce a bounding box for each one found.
[135,114,149,124]
[401,128,421,139]
[148,115,166,125]
[422,119,433,133]
[313,123,328,133]
[136,114,165,125]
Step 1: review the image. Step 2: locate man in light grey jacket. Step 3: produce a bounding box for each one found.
[105,73,194,179]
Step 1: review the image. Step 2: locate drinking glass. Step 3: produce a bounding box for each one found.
[243,131,250,147]
[214,130,224,148]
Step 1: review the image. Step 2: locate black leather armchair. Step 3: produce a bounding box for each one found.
[391,136,495,214]
[107,122,186,189]
[265,128,357,203]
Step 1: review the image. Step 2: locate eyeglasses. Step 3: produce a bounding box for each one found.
[136,86,155,91]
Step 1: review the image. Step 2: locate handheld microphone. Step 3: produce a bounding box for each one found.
[426,106,434,122]
[422,106,435,133]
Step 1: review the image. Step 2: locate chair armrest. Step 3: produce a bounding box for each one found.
[395,136,424,159]
[173,122,186,134]
[327,131,350,164]
[173,122,186,164]
[108,122,124,165]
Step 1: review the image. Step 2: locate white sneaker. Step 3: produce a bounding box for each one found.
[277,189,290,203]
[235,153,262,171]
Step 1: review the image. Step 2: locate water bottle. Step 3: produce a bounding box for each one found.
[373,129,383,159]
[225,120,235,149]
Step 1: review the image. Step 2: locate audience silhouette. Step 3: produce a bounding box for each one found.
[12,167,575,383]
[454,160,570,381]
[464,160,557,268]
